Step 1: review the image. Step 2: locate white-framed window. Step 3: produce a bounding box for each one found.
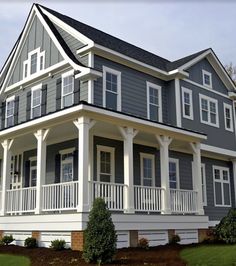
[31,84,42,119]
[61,70,74,108]
[5,96,15,128]
[169,158,179,189]
[202,70,212,89]
[223,103,233,132]
[182,87,193,120]
[59,148,75,183]
[103,66,121,111]
[23,48,45,79]
[199,94,219,127]
[140,153,155,187]
[146,81,162,122]
[201,163,207,206]
[213,166,231,207]
[97,145,115,183]
[29,156,37,187]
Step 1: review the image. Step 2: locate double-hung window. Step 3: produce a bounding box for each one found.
[199,94,219,127]
[169,158,179,189]
[140,153,155,187]
[5,96,15,128]
[103,66,121,111]
[31,85,42,119]
[213,166,231,207]
[182,87,193,120]
[60,148,75,183]
[202,70,212,89]
[29,157,37,187]
[147,82,162,122]
[223,103,233,132]
[62,71,74,108]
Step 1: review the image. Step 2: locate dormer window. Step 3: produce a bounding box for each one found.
[23,48,45,79]
[202,70,212,88]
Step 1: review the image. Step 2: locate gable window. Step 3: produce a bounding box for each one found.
[182,87,193,120]
[5,96,15,128]
[31,84,42,119]
[23,48,45,79]
[103,66,121,111]
[213,166,231,207]
[201,164,207,206]
[202,70,212,88]
[199,94,219,127]
[140,153,155,187]
[224,103,233,132]
[62,71,74,108]
[169,158,179,189]
[60,148,75,183]
[147,82,162,122]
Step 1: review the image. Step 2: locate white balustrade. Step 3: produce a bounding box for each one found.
[42,181,79,211]
[89,181,126,211]
[170,189,198,214]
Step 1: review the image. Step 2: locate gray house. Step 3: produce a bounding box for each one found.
[0,4,235,249]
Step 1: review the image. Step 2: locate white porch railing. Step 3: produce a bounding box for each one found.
[170,189,198,214]
[89,181,126,211]
[6,187,37,214]
[134,185,164,212]
[42,181,79,211]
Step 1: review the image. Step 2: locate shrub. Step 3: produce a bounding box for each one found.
[215,208,236,244]
[83,198,117,264]
[24,237,37,248]
[2,235,14,245]
[169,234,181,244]
[138,238,149,249]
[50,239,66,251]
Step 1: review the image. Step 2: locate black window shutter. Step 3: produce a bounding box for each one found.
[55,154,61,183]
[74,78,80,105]
[26,91,31,120]
[41,84,47,116]
[1,102,6,130]
[24,160,30,187]
[14,96,19,125]
[56,78,62,111]
[73,149,78,181]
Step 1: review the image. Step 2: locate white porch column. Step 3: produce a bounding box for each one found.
[156,135,172,214]
[119,127,138,213]
[190,142,204,215]
[74,117,96,213]
[0,139,14,216]
[34,129,50,215]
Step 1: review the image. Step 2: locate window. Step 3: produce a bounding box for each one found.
[5,96,15,128]
[213,166,231,207]
[29,157,37,187]
[182,87,193,120]
[199,94,219,127]
[224,103,233,132]
[201,164,207,206]
[103,66,121,111]
[202,70,212,88]
[23,48,45,79]
[97,145,115,183]
[31,85,42,119]
[60,148,75,183]
[169,158,179,189]
[140,153,155,187]
[62,71,74,108]
[147,82,162,122]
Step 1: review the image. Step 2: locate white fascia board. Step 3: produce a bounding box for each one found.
[75,68,102,81]
[201,143,236,158]
[229,92,236,99]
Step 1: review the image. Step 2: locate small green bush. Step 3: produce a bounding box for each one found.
[169,234,181,244]
[2,235,14,245]
[24,237,37,248]
[138,238,149,249]
[50,239,66,250]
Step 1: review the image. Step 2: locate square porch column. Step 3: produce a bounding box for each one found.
[0,139,14,216]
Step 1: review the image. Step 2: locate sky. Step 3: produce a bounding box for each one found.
[0,0,236,69]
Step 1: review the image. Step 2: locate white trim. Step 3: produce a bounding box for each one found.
[223,103,234,132]
[31,84,42,119]
[59,148,76,155]
[169,158,180,189]
[201,163,207,206]
[146,81,162,122]
[201,144,236,158]
[96,145,115,183]
[199,94,219,128]
[140,153,155,187]
[29,156,37,161]
[181,87,193,120]
[103,66,121,111]
[213,165,231,207]
[208,220,219,227]
[202,69,212,89]
[175,78,182,127]
[61,70,75,108]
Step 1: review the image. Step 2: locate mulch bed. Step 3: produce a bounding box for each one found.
[0,244,186,266]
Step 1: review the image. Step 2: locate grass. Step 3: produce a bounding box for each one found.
[0,254,30,266]
[181,244,236,266]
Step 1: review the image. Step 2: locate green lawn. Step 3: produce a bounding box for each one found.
[0,254,30,266]
[181,244,236,266]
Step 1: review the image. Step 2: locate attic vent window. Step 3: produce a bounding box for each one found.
[23,48,45,79]
[202,69,212,89]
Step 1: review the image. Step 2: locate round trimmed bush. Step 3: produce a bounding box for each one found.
[2,235,14,246]
[24,237,37,248]
[50,239,66,251]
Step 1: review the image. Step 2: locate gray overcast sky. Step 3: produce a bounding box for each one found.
[0,0,236,69]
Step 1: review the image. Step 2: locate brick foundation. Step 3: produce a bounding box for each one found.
[168,229,175,243]
[0,230,3,240]
[71,231,84,251]
[198,228,214,242]
[32,231,40,242]
[129,230,138,247]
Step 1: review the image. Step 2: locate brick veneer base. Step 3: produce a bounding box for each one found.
[129,230,138,247]
[71,231,84,251]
